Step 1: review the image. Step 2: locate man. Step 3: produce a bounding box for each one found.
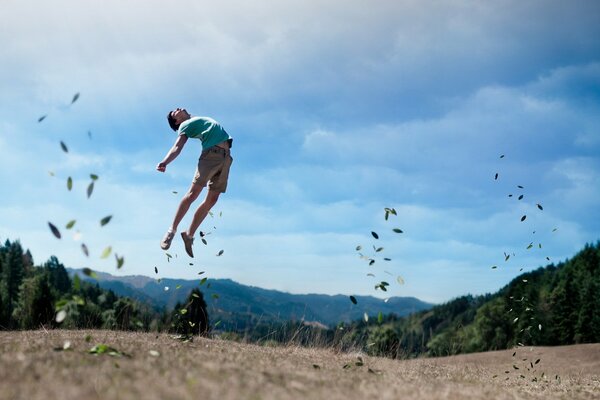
[156,108,233,258]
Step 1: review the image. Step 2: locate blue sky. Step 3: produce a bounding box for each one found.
[1,0,599,303]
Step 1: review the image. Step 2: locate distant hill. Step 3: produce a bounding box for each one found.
[67,268,433,328]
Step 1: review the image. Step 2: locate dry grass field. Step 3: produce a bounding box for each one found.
[0,330,598,400]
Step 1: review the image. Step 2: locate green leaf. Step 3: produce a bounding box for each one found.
[85,334,92,343]
[392,228,403,234]
[180,309,188,315]
[211,293,219,299]
[371,231,379,239]
[192,293,200,298]
[100,215,112,226]
[377,312,383,324]
[526,243,533,250]
[100,246,112,259]
[87,182,94,198]
[90,174,99,181]
[176,285,182,290]
[165,253,172,259]
[375,247,384,252]
[60,141,68,153]
[349,296,357,305]
[48,222,61,239]
[199,277,208,285]
[65,220,76,229]
[214,320,222,327]
[67,177,73,191]
[82,268,97,279]
[115,254,124,269]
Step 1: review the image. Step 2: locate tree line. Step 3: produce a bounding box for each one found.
[0,239,208,336]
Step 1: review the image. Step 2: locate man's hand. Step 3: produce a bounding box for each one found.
[156,162,167,172]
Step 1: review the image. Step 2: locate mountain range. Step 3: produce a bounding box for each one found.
[67,268,433,328]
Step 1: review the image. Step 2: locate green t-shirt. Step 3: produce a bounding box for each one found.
[178,116,231,150]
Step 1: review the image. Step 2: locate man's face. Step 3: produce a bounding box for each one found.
[171,108,190,125]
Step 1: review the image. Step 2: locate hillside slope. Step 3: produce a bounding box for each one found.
[0,330,597,400]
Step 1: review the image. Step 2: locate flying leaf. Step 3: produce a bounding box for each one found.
[154,266,158,274]
[369,259,375,266]
[349,296,357,305]
[82,268,97,279]
[198,271,205,275]
[200,277,207,285]
[216,250,224,256]
[378,312,383,324]
[518,195,523,200]
[100,215,112,226]
[67,177,73,191]
[212,293,219,299]
[526,243,533,250]
[201,238,207,245]
[115,254,124,269]
[500,154,505,158]
[65,220,76,229]
[100,246,112,259]
[363,313,369,322]
[88,131,92,139]
[56,310,67,323]
[48,222,61,239]
[397,276,405,285]
[371,231,379,239]
[81,243,89,257]
[165,253,172,259]
[60,141,68,153]
[355,245,362,251]
[176,285,182,290]
[375,247,384,252]
[367,273,375,277]
[513,317,519,323]
[384,258,392,261]
[90,174,98,181]
[164,286,169,291]
[537,204,543,210]
[71,92,80,104]
[494,173,498,180]
[172,191,178,194]
[491,265,497,269]
[87,182,94,198]
[179,309,187,314]
[38,115,47,123]
[521,215,527,222]
[518,185,524,189]
[552,228,558,232]
[392,228,403,233]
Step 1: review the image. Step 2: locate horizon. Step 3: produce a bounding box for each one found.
[1,0,599,304]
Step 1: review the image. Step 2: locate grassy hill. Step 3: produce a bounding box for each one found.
[0,329,597,400]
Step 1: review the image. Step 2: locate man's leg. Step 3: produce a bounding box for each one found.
[186,190,221,237]
[170,183,203,232]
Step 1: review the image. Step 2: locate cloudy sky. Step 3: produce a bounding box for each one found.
[1,0,599,303]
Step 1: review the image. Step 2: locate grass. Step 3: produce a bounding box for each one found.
[0,330,598,399]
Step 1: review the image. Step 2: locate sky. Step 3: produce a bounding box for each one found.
[1,0,599,303]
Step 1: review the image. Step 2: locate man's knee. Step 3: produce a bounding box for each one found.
[206,191,220,207]
[186,185,202,201]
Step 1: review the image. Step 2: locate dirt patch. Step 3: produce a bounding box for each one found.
[0,330,598,400]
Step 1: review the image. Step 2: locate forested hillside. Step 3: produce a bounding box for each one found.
[348,241,600,358]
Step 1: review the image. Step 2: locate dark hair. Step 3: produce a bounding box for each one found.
[167,111,180,131]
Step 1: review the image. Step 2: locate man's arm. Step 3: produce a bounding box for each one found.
[156,134,188,172]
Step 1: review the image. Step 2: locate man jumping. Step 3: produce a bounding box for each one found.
[156,108,233,258]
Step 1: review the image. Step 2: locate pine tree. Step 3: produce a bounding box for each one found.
[0,240,25,329]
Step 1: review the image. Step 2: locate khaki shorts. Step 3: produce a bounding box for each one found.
[192,147,233,193]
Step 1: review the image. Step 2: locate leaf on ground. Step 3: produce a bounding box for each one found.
[67,177,73,191]
[371,231,379,239]
[89,344,127,358]
[60,141,68,153]
[71,92,80,104]
[100,246,112,259]
[100,215,112,226]
[81,243,89,257]
[65,220,76,229]
[349,295,357,305]
[48,222,61,239]
[149,350,160,357]
[312,364,321,369]
[87,182,94,198]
